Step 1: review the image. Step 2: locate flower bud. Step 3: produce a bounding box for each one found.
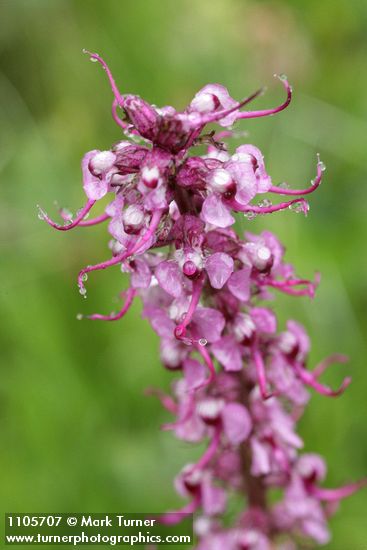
[122,205,145,234]
[88,150,116,176]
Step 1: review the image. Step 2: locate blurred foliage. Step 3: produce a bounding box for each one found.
[0,1,366,548]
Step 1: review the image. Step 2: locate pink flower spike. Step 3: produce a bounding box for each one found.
[38,199,96,231]
[252,346,276,400]
[235,74,292,120]
[269,156,325,196]
[84,287,136,321]
[227,197,309,216]
[83,49,124,107]
[309,479,367,502]
[313,354,349,378]
[292,362,352,397]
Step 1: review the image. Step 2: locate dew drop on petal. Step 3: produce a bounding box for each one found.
[76,313,83,320]
[279,182,290,190]
[199,338,208,347]
[279,73,288,81]
[79,286,87,296]
[81,273,88,282]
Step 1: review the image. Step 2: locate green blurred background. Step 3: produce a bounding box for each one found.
[1,0,366,548]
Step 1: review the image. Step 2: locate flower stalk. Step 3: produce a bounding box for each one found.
[42,52,365,548]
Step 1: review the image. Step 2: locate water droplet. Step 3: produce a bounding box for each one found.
[61,208,73,221]
[278,73,288,81]
[79,286,87,296]
[76,313,83,320]
[278,182,290,190]
[81,273,88,282]
[258,199,272,208]
[319,161,326,172]
[199,338,207,347]
[90,57,98,63]
[37,204,47,220]
[244,212,257,220]
[289,201,309,215]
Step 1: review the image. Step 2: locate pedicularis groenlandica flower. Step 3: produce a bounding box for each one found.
[41,51,365,549]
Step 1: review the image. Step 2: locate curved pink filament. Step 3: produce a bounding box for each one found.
[195,344,216,387]
[85,287,136,321]
[228,197,309,216]
[174,275,205,343]
[129,209,164,255]
[235,76,292,120]
[83,50,124,107]
[145,388,178,415]
[161,391,196,432]
[196,87,266,126]
[214,130,234,140]
[78,209,164,293]
[159,495,200,525]
[78,252,127,293]
[263,278,317,298]
[78,213,110,227]
[40,199,96,231]
[308,479,367,502]
[112,98,129,130]
[292,362,351,397]
[269,160,324,196]
[193,424,221,471]
[252,346,276,400]
[313,354,349,379]
[112,98,141,136]
[183,88,264,152]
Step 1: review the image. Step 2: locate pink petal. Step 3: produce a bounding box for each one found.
[201,477,227,516]
[201,194,235,228]
[155,260,184,298]
[227,267,251,301]
[205,252,234,289]
[183,358,207,390]
[82,150,109,200]
[191,307,225,343]
[211,335,243,371]
[221,403,252,444]
[251,307,277,334]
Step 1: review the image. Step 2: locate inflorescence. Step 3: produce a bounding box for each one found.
[41,51,365,549]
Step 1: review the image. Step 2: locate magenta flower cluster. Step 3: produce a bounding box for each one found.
[41,51,365,548]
